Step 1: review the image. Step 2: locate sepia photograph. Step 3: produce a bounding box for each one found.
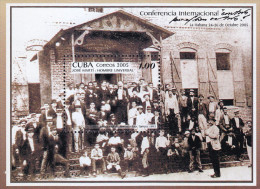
[6,4,255,186]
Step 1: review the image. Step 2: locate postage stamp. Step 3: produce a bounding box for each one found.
[6,4,256,186]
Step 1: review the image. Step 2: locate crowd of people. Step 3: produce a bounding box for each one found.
[11,78,253,180]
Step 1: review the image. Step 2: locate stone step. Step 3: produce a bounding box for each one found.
[14,159,251,181]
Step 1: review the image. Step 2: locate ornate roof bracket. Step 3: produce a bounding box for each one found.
[145,32,161,49]
[74,30,90,46]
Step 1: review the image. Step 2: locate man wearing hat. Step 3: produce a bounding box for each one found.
[151,109,160,127]
[207,95,218,118]
[20,123,40,178]
[231,110,245,161]
[187,89,198,119]
[133,78,144,93]
[40,117,54,174]
[205,119,221,178]
[146,106,155,125]
[49,127,71,178]
[136,106,148,128]
[243,121,252,167]
[187,129,203,173]
[142,93,154,114]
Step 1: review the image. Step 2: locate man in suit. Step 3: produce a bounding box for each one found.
[98,82,110,104]
[219,107,231,142]
[207,95,218,118]
[197,94,208,137]
[230,110,245,161]
[147,82,159,102]
[243,121,252,167]
[205,118,221,178]
[39,117,53,174]
[63,100,73,153]
[48,100,58,125]
[188,129,203,173]
[165,89,179,134]
[21,124,39,178]
[129,91,142,107]
[107,84,117,113]
[142,94,154,114]
[115,81,129,123]
[85,82,98,109]
[187,89,198,120]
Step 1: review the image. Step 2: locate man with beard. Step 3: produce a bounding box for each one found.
[98,82,109,108]
[165,89,179,134]
[85,82,98,108]
[107,84,117,113]
[115,81,129,123]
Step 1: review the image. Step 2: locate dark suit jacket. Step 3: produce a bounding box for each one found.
[25,122,42,144]
[85,89,98,108]
[115,88,129,104]
[129,96,142,106]
[188,135,201,151]
[48,108,57,119]
[187,97,198,113]
[98,88,110,102]
[198,101,208,117]
[230,117,244,135]
[150,89,159,101]
[142,101,154,114]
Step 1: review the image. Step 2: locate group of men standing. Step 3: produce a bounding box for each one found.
[11,79,253,180]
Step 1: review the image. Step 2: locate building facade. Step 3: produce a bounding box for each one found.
[23,10,252,113]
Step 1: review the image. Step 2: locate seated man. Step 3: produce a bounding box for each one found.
[108,131,124,157]
[123,144,136,172]
[79,151,91,177]
[91,143,107,176]
[106,146,126,179]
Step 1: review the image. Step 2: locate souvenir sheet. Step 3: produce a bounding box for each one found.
[4,2,257,187]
